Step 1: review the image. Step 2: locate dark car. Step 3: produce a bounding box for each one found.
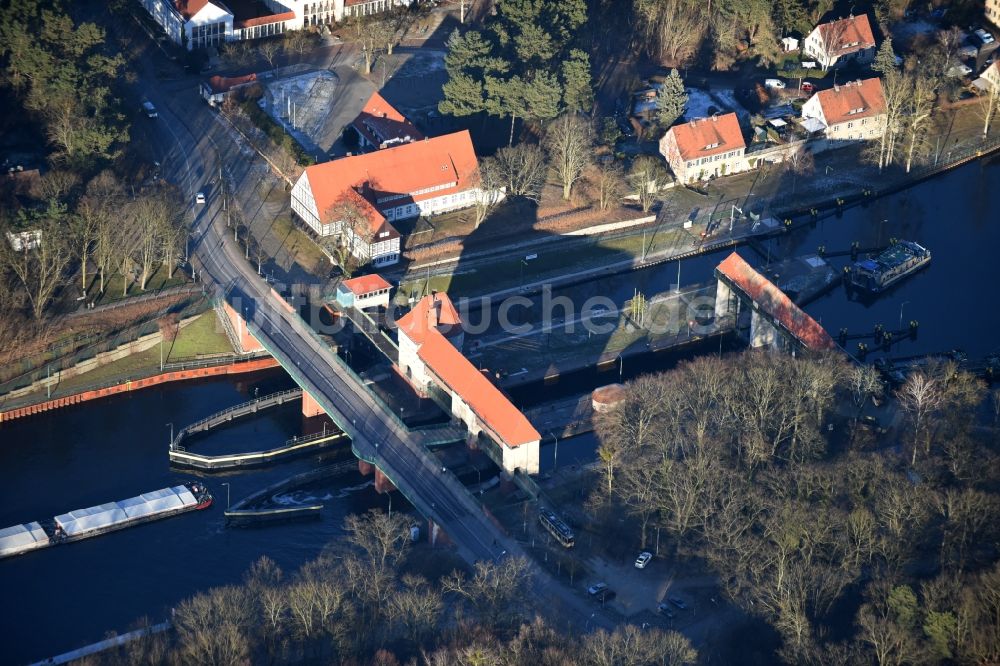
[657,602,676,619]
[595,589,617,603]
[668,596,687,610]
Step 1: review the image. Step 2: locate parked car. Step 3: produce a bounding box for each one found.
[635,552,653,569]
[595,589,617,603]
[958,45,979,59]
[668,596,688,610]
[142,101,158,118]
[974,28,996,45]
[587,583,608,596]
[764,78,786,89]
[195,191,206,204]
[800,82,815,94]
[657,602,676,619]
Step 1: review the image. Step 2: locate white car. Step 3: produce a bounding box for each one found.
[195,192,206,204]
[764,78,786,89]
[635,551,653,569]
[974,28,995,45]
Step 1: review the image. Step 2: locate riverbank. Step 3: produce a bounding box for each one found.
[0,356,279,423]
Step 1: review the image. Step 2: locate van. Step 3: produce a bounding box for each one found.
[764,78,786,89]
[142,101,158,118]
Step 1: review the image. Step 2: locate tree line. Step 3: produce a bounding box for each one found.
[440,0,594,143]
[0,170,186,320]
[84,510,698,666]
[593,351,1000,664]
[0,0,129,171]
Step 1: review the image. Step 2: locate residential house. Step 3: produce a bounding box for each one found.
[658,113,748,183]
[334,274,393,310]
[988,0,1000,29]
[397,292,540,474]
[803,14,877,70]
[349,92,422,151]
[800,78,886,148]
[291,130,497,267]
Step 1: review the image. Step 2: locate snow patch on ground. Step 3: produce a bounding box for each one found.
[261,70,339,148]
[684,88,748,122]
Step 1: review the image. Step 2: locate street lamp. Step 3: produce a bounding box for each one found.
[221,482,230,510]
[619,356,624,380]
[899,301,910,330]
[166,422,173,447]
[551,431,559,472]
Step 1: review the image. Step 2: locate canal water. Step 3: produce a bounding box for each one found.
[1,156,997,664]
[0,370,397,665]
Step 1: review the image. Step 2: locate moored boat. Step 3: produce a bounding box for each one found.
[0,482,212,559]
[848,241,931,293]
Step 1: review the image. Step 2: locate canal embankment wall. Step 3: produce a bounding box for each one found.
[0,357,280,423]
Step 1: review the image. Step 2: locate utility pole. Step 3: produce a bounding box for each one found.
[222,482,230,510]
[166,422,174,447]
[551,431,559,472]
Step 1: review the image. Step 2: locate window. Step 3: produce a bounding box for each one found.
[847,122,853,129]
[379,231,389,239]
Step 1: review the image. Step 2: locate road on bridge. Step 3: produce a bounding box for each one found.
[133,42,615,633]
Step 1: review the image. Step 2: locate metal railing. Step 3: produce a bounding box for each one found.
[173,388,303,445]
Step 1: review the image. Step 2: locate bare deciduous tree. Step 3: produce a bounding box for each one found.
[493,144,547,202]
[543,114,592,200]
[896,372,942,465]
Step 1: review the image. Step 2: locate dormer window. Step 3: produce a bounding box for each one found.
[847,107,865,114]
[704,142,720,150]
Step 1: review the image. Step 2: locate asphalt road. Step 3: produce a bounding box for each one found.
[133,40,616,634]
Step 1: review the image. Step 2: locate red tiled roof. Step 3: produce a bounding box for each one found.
[341,274,392,296]
[352,92,423,148]
[331,187,389,236]
[716,252,838,351]
[816,14,876,56]
[418,331,541,447]
[813,78,885,126]
[397,293,462,345]
[666,113,745,161]
[173,0,214,20]
[207,73,257,94]
[302,130,479,225]
[236,10,293,28]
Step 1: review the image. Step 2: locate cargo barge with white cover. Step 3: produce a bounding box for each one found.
[0,483,212,559]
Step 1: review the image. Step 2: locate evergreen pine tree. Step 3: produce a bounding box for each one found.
[873,38,898,75]
[656,69,688,128]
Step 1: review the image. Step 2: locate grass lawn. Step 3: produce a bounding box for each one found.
[29,312,233,400]
[89,265,190,307]
[268,213,330,276]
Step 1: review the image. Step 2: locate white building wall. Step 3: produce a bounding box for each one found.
[137,0,185,44]
[382,187,498,222]
[185,3,233,49]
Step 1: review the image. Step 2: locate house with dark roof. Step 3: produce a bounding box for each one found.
[397,293,540,474]
[349,92,423,151]
[291,130,497,267]
[800,78,886,148]
[658,113,748,183]
[803,14,877,70]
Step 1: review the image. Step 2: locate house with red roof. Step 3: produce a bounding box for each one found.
[397,293,540,474]
[803,14,877,70]
[291,129,497,267]
[800,78,886,147]
[200,72,259,105]
[335,274,393,310]
[349,92,423,151]
[658,113,748,183]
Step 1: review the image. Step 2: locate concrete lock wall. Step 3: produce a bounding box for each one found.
[0,357,280,423]
[3,315,205,403]
[715,279,734,318]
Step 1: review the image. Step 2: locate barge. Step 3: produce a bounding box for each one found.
[848,241,930,293]
[0,483,212,559]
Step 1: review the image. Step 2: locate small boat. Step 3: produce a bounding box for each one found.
[0,482,212,559]
[848,241,930,293]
